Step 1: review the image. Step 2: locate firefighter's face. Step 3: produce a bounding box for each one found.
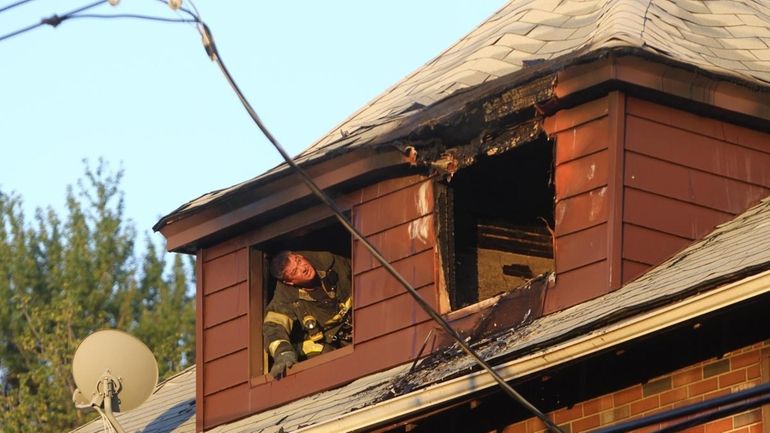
[281,254,316,286]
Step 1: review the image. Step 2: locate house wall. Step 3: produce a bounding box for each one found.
[544,92,770,314]
[545,95,617,313]
[501,342,769,433]
[622,96,770,282]
[196,174,440,431]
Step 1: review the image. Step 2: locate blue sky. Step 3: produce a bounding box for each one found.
[1,1,504,246]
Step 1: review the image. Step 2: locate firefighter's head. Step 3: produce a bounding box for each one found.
[270,251,317,287]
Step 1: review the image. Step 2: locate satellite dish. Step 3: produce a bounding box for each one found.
[72,329,158,433]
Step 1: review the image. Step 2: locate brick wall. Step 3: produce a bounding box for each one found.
[503,342,769,433]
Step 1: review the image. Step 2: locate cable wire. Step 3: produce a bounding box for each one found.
[66,13,197,24]
[595,381,770,433]
[0,0,33,14]
[0,2,563,430]
[192,17,565,433]
[0,0,105,43]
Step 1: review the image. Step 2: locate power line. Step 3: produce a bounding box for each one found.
[0,0,33,14]
[186,13,566,433]
[1,2,564,431]
[66,14,197,24]
[160,2,564,430]
[0,0,105,43]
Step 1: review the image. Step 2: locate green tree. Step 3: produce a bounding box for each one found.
[0,161,195,433]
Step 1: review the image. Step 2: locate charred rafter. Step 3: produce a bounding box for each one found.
[392,75,555,180]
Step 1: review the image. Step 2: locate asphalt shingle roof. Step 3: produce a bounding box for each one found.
[72,367,195,433]
[159,0,770,223]
[81,194,770,433]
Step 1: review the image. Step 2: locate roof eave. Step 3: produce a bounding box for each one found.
[297,269,770,433]
[157,147,412,253]
[156,47,770,254]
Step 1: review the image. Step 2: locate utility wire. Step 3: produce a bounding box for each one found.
[67,14,197,24]
[595,382,770,433]
[185,12,565,433]
[0,0,105,43]
[0,0,33,14]
[0,2,563,431]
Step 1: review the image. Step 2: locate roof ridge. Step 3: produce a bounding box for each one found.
[640,0,653,45]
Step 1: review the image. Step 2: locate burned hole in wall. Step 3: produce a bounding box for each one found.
[439,139,555,309]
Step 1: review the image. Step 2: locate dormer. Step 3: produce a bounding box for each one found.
[154,1,770,431]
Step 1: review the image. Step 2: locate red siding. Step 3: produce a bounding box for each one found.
[202,383,250,428]
[197,174,439,430]
[203,349,248,395]
[622,225,690,266]
[198,247,251,429]
[203,282,248,329]
[555,149,610,199]
[351,177,437,347]
[623,188,733,240]
[202,248,247,295]
[545,93,770,313]
[622,97,770,281]
[354,179,434,236]
[352,215,434,274]
[202,315,248,362]
[556,223,608,273]
[354,285,436,343]
[354,248,436,308]
[546,96,614,313]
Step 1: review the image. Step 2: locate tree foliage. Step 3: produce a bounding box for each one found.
[0,161,195,433]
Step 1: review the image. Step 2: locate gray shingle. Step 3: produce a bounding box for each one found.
[124,194,770,433]
[161,0,770,221]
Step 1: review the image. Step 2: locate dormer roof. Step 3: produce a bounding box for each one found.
[155,0,770,232]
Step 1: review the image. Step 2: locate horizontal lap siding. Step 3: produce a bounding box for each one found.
[247,321,436,412]
[203,383,250,429]
[199,174,439,428]
[622,97,770,283]
[355,285,436,343]
[353,215,434,275]
[201,247,250,429]
[546,96,612,313]
[352,177,438,346]
[242,175,438,418]
[355,248,436,308]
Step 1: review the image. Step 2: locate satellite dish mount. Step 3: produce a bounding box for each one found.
[73,369,125,432]
[72,330,158,433]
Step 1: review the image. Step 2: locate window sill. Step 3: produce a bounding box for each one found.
[251,345,355,386]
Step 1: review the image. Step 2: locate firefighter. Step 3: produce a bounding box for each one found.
[263,250,352,379]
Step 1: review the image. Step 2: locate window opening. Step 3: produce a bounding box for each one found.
[251,220,352,379]
[440,139,555,309]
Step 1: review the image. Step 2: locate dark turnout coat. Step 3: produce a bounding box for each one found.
[263,251,352,359]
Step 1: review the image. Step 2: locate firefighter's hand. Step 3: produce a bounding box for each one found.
[270,349,298,380]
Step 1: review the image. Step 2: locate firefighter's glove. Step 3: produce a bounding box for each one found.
[270,347,298,380]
